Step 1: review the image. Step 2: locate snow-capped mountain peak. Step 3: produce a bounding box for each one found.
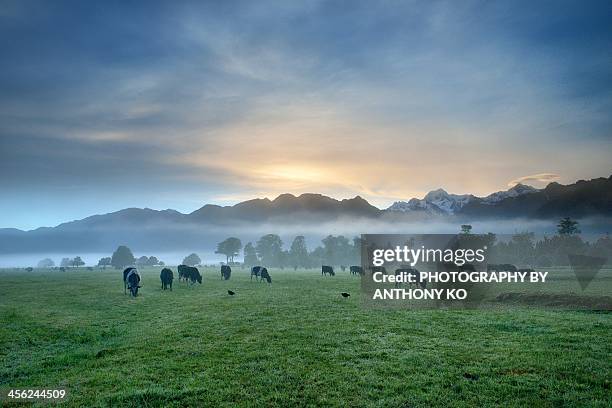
[388,189,475,215]
[482,183,539,204]
[387,184,540,214]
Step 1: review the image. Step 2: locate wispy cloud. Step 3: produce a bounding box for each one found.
[508,173,560,187]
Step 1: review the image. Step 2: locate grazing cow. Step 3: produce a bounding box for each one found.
[178,264,202,285]
[251,266,263,281]
[322,265,335,276]
[160,268,173,291]
[221,265,232,280]
[349,265,363,276]
[394,267,426,289]
[123,267,141,297]
[177,264,190,282]
[369,266,387,274]
[260,267,272,284]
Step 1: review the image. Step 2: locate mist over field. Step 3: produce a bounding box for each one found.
[2,215,610,267]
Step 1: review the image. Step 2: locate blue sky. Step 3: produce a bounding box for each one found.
[1,0,611,230]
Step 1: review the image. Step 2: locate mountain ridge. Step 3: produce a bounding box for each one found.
[0,176,610,254]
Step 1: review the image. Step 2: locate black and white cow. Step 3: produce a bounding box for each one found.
[251,266,263,281]
[123,267,141,297]
[322,265,335,276]
[221,265,231,280]
[160,268,173,291]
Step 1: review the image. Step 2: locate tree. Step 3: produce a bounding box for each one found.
[215,237,242,264]
[321,235,351,266]
[308,246,325,268]
[136,256,149,267]
[289,236,309,269]
[37,258,55,268]
[461,224,472,234]
[182,253,201,266]
[72,256,85,268]
[97,257,111,269]
[243,242,259,266]
[148,256,160,266]
[256,234,283,267]
[558,217,580,235]
[111,245,135,269]
[60,257,71,268]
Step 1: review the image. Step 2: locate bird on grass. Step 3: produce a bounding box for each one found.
[341,292,350,298]
[227,290,235,296]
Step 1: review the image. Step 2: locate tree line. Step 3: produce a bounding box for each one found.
[36,218,612,269]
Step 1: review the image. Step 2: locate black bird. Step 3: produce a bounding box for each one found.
[227,290,235,296]
[341,292,350,298]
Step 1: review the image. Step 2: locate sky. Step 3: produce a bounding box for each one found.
[1,0,611,230]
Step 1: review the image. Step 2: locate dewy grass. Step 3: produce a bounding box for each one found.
[0,267,610,407]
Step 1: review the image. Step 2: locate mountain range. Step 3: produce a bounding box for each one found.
[1,176,610,254]
[387,183,540,215]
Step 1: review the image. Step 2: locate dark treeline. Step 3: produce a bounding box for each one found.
[35,219,611,270]
[239,234,362,269]
[489,232,612,266]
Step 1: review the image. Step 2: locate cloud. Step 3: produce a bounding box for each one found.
[1,1,612,229]
[508,173,560,187]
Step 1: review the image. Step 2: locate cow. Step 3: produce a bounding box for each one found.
[178,264,202,285]
[251,266,263,281]
[177,264,190,282]
[322,265,335,276]
[160,268,173,291]
[349,265,363,276]
[123,267,141,297]
[221,265,232,280]
[394,267,426,289]
[369,266,387,274]
[260,267,272,284]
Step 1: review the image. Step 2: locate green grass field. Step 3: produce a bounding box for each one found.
[1,267,610,407]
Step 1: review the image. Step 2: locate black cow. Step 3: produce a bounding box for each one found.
[322,265,335,276]
[123,267,141,297]
[369,266,387,274]
[251,266,263,281]
[349,265,363,276]
[259,267,272,284]
[221,265,232,280]
[178,264,190,282]
[160,268,173,290]
[178,264,202,285]
[394,267,426,289]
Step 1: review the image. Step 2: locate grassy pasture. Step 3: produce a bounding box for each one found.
[0,267,610,407]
